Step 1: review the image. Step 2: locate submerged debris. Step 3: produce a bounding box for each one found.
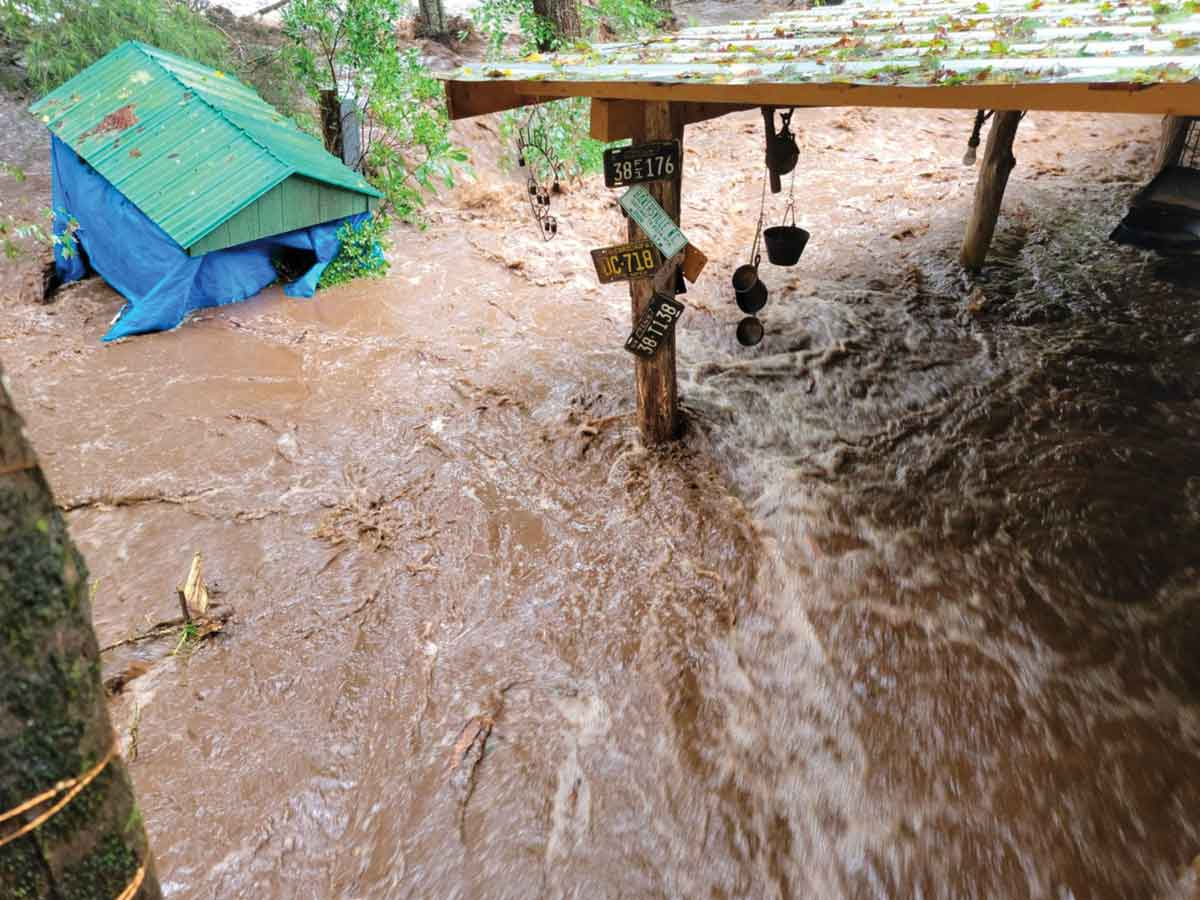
[447,713,495,842]
[445,681,526,841]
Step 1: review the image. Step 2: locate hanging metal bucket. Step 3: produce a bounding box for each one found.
[736,316,764,346]
[763,203,809,267]
[763,224,809,266]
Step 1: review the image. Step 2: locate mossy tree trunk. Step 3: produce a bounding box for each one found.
[532,0,580,50]
[0,368,160,899]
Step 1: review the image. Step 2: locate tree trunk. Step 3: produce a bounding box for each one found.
[319,88,343,158]
[532,0,580,50]
[0,367,160,899]
[961,110,1023,272]
[627,101,682,445]
[651,0,674,29]
[417,0,448,38]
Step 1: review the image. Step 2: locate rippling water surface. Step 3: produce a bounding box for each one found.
[2,101,1198,898]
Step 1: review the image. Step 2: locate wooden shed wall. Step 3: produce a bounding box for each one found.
[186,175,375,257]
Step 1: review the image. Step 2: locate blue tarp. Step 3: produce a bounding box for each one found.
[50,135,365,341]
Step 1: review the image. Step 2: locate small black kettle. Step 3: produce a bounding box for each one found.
[763,107,799,194]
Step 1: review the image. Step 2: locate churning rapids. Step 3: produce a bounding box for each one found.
[2,92,1199,897]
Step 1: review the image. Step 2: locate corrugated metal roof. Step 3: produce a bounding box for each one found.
[443,0,1200,105]
[30,42,381,250]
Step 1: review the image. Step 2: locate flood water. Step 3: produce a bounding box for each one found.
[2,99,1199,898]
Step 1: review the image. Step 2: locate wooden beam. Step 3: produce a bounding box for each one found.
[590,99,754,141]
[961,110,1023,272]
[590,100,642,141]
[1155,115,1193,172]
[627,101,682,445]
[447,78,1200,120]
[673,101,756,131]
[445,81,553,119]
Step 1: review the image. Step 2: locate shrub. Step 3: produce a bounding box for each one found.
[317,213,391,290]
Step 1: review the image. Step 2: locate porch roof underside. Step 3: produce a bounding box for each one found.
[442,0,1200,120]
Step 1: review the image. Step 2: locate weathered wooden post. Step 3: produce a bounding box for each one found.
[1155,115,1193,172]
[961,110,1023,271]
[0,368,160,899]
[626,101,683,444]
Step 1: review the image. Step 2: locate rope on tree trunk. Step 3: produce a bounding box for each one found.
[0,746,117,848]
[0,746,149,897]
[114,863,147,900]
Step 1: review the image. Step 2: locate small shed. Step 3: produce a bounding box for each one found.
[30,41,383,340]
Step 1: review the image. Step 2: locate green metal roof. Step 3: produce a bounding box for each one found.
[30,42,381,250]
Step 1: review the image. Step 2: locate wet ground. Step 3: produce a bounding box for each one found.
[2,32,1200,900]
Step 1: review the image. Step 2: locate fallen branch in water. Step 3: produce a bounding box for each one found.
[100,609,231,656]
[59,488,217,513]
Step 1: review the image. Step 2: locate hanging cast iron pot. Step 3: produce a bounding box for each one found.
[732,233,767,314]
[733,265,767,314]
[736,316,764,346]
[733,169,770,316]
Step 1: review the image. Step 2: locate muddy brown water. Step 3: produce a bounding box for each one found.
[2,93,1199,899]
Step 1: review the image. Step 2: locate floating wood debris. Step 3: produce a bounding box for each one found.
[177,551,209,621]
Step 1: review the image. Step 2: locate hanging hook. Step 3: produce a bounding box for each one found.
[963,109,993,166]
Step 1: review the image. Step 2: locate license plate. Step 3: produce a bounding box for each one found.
[619,186,688,259]
[590,240,663,284]
[604,140,680,188]
[625,292,685,358]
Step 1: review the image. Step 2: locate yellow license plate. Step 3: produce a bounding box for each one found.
[590,240,663,284]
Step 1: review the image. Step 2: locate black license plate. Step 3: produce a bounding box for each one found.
[604,140,680,188]
[625,292,685,358]
[590,240,663,284]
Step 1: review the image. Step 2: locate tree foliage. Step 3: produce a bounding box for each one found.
[282,0,467,222]
[474,0,665,181]
[281,0,468,286]
[0,0,231,94]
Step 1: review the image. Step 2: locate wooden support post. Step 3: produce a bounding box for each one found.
[961,110,1023,272]
[628,101,682,444]
[1155,115,1193,172]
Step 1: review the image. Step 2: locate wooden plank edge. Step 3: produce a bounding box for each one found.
[443,77,1200,116]
[445,80,555,119]
[590,98,758,140]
